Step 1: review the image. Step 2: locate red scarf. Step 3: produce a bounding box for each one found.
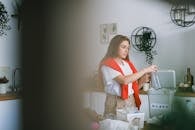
[101,58,141,109]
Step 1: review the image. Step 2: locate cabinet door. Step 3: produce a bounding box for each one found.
[90,92,106,115]
[0,99,22,130]
[83,92,106,115]
[140,94,149,121]
[173,96,195,115]
[148,94,172,118]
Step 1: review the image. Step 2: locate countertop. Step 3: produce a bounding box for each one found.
[174,91,195,97]
[84,87,195,97]
[0,92,21,101]
[141,90,195,97]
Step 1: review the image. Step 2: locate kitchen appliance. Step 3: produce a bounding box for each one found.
[148,70,176,120]
[150,70,176,90]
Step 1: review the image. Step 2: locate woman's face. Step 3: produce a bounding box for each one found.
[117,40,130,59]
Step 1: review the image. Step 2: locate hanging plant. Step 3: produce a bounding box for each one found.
[0,1,11,36]
[131,26,157,65]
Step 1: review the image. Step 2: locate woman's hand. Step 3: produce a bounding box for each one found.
[114,65,158,85]
[138,73,151,89]
[144,65,158,74]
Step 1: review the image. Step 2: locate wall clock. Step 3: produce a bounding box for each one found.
[170,1,195,27]
[131,26,156,65]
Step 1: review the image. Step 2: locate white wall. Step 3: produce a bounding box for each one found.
[70,0,195,86]
[52,0,195,88]
[0,0,21,70]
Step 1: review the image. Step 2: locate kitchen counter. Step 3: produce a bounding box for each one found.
[139,89,148,95]
[0,93,21,101]
[85,86,195,97]
[175,91,195,97]
[84,86,148,95]
[141,89,195,97]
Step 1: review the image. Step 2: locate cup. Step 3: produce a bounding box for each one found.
[143,83,150,91]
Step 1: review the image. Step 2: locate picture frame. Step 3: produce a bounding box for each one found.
[108,23,117,35]
[100,24,109,44]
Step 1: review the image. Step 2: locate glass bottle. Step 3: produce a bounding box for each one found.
[184,68,194,86]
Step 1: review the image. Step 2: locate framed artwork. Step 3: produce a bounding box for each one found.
[100,24,109,44]
[108,23,117,35]
[100,23,118,44]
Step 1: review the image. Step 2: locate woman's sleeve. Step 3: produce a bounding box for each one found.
[101,65,121,82]
[101,65,121,96]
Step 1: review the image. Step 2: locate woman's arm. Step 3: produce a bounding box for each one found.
[138,73,151,89]
[113,65,157,85]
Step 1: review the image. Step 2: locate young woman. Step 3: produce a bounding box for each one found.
[99,35,158,119]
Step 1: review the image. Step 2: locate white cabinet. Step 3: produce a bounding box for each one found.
[140,94,149,121]
[148,94,173,118]
[89,92,106,115]
[173,96,195,117]
[0,99,22,130]
[83,91,106,115]
[84,92,150,120]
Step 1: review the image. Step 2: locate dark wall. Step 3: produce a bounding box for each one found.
[22,0,88,130]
